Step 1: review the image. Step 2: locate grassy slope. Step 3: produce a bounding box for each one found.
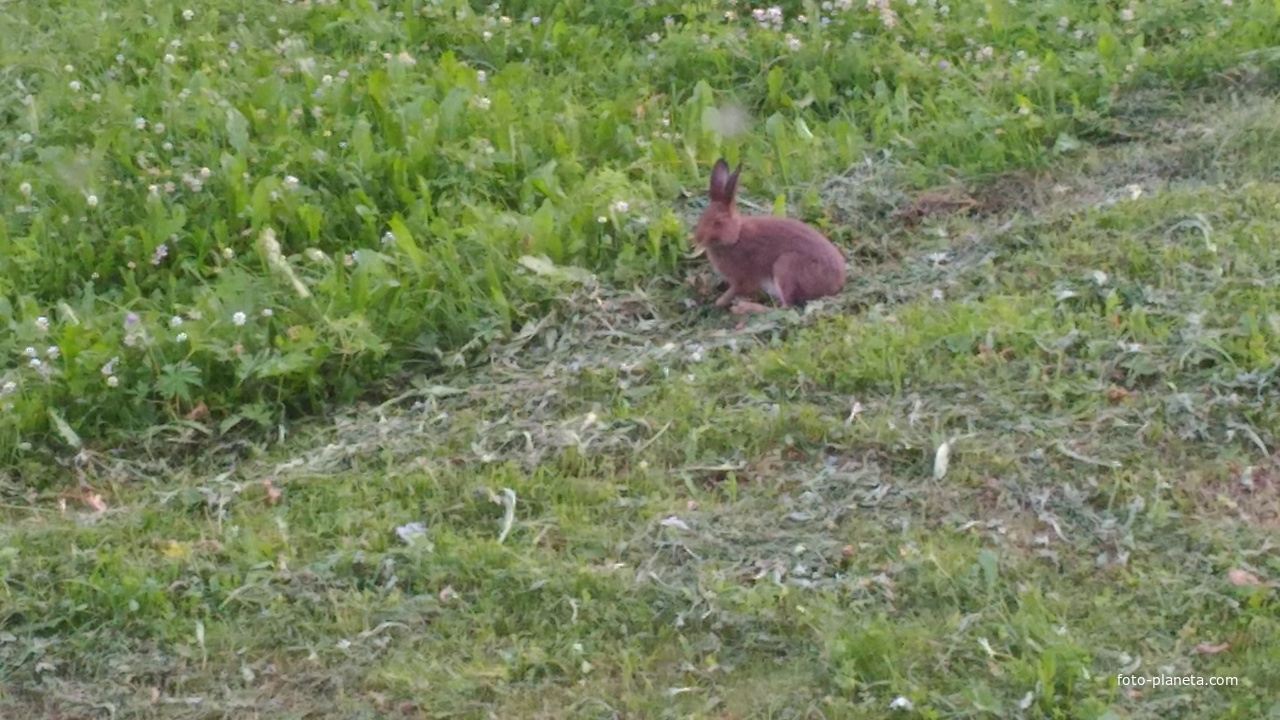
[4,87,1280,718]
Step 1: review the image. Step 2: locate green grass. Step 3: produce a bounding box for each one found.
[5,0,1280,718]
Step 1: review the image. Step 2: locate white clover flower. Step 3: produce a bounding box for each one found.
[183,9,194,20]
[107,375,119,387]
[170,316,184,328]
[232,311,247,326]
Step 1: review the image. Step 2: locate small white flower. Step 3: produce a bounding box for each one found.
[19,182,32,198]
[170,316,184,328]
[86,194,99,208]
[17,133,32,143]
[176,332,188,343]
[477,69,487,84]
[46,346,59,359]
[107,375,119,387]
[35,316,49,333]
[101,357,119,376]
[284,175,300,190]
[531,16,541,24]
[482,30,493,41]
[1,381,16,395]
[229,41,240,53]
[232,311,247,326]
[164,54,176,64]
[69,80,82,91]
[381,231,396,246]
[28,358,42,368]
[23,347,37,359]
[261,308,274,317]
[183,9,194,20]
[199,166,211,179]
[610,200,630,214]
[471,95,491,110]
[222,247,235,260]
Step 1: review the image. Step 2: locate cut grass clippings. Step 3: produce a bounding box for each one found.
[1,0,1279,464]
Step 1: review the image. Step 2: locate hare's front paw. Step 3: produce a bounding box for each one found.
[730,299,771,315]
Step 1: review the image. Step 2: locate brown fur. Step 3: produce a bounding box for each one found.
[692,158,847,309]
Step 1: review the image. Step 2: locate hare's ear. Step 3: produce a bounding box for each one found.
[725,162,742,201]
[709,158,733,203]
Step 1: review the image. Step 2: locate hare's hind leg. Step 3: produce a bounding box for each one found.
[770,253,809,307]
[773,252,840,307]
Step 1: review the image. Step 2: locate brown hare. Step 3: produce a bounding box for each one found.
[692,159,846,313]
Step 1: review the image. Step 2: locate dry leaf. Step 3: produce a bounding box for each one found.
[1228,569,1263,586]
[1106,386,1132,404]
[263,479,282,505]
[660,516,691,532]
[1195,642,1230,655]
[933,440,952,480]
[84,492,107,513]
[184,402,209,421]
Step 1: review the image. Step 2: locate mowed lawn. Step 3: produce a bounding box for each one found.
[3,1,1280,718]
